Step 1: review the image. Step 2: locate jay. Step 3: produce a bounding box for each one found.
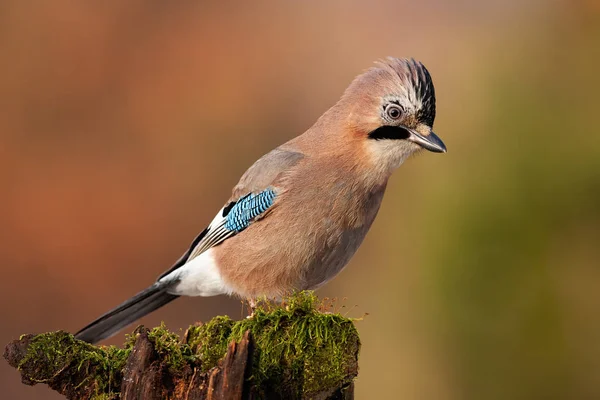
[75,57,446,344]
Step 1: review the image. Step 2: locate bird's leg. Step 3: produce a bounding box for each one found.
[246,298,257,319]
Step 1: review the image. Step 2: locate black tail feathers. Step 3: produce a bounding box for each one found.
[75,282,179,344]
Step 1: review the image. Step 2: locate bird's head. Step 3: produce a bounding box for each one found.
[339,57,446,174]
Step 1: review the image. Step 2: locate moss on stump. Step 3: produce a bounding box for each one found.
[4,292,360,400]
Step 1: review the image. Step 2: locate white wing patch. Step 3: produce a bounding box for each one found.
[157,190,275,297]
[186,208,235,262]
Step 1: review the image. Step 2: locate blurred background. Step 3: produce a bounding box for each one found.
[1,1,599,399]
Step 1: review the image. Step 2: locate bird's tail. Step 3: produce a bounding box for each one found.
[75,282,179,344]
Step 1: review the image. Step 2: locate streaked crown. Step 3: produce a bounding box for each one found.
[341,57,437,130]
[377,58,436,127]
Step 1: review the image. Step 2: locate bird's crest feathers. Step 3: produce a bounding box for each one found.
[342,57,436,128]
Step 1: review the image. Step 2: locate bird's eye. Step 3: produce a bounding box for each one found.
[385,104,402,120]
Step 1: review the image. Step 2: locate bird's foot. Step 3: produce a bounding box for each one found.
[246,298,257,319]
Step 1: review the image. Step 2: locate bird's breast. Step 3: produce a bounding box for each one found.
[215,173,387,299]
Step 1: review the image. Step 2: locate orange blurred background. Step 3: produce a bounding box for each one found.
[2,1,599,399]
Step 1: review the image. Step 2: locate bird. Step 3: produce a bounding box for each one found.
[75,57,446,344]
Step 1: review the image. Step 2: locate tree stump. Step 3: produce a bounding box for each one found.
[4,292,360,399]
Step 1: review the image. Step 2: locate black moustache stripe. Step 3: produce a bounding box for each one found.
[368,125,411,140]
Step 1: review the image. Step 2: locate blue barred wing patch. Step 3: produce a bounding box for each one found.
[225,188,276,232]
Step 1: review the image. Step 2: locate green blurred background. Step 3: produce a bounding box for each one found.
[1,1,599,399]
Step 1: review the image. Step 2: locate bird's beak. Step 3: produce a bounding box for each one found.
[407,129,447,153]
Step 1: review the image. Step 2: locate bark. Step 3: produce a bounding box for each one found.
[4,322,358,400]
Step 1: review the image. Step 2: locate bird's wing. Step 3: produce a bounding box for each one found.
[158,147,304,280]
[230,147,304,200]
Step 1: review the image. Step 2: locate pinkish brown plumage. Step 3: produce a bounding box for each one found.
[75,57,446,344]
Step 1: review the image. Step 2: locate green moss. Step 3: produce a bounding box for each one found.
[193,291,361,396]
[147,322,197,373]
[187,315,234,371]
[14,292,359,398]
[90,394,119,400]
[17,331,131,398]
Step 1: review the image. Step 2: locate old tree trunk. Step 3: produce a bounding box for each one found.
[3,293,360,399]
